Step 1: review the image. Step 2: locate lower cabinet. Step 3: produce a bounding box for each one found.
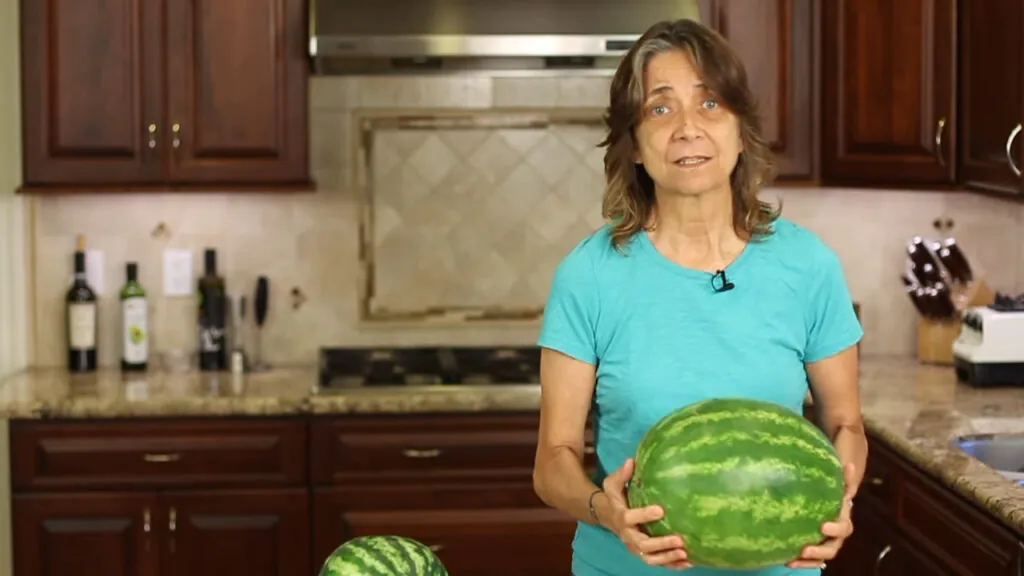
[825,433,1024,576]
[12,489,310,576]
[313,488,576,575]
[7,413,589,576]
[309,412,594,575]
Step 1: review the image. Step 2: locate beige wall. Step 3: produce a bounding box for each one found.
[27,75,1024,369]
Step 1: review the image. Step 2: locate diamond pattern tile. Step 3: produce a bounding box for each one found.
[364,113,607,317]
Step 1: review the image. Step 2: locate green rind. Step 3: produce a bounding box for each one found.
[628,397,845,569]
[319,535,450,576]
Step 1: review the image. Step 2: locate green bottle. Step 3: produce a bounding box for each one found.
[120,262,148,371]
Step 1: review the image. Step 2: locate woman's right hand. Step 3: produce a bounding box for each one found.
[597,457,692,569]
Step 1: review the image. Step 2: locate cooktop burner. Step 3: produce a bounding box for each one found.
[317,346,541,388]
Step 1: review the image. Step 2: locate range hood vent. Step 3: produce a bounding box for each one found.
[309,0,703,75]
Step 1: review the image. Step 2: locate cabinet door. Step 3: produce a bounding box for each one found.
[12,492,158,576]
[339,508,575,576]
[706,0,814,181]
[164,0,309,185]
[160,489,310,576]
[20,0,164,186]
[957,0,1024,195]
[823,500,896,576]
[313,486,577,576]
[821,0,957,186]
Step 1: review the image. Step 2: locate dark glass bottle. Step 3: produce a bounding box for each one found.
[197,248,227,371]
[66,237,97,372]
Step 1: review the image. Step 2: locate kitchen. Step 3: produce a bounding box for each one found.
[1,0,1024,574]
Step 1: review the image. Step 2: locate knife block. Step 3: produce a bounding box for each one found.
[916,278,996,365]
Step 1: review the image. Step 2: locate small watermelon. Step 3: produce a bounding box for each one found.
[318,535,449,576]
[628,397,845,569]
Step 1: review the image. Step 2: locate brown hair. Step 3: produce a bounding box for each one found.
[599,18,779,250]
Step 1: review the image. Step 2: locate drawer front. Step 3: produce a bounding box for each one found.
[11,418,307,491]
[312,413,594,485]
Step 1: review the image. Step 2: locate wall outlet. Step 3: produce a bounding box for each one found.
[85,249,104,295]
[163,249,194,296]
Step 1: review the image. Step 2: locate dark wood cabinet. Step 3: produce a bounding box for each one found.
[820,0,958,187]
[956,0,1024,196]
[12,492,159,576]
[8,413,594,576]
[310,412,596,576]
[10,418,311,576]
[19,0,310,191]
[702,0,815,181]
[825,432,1024,576]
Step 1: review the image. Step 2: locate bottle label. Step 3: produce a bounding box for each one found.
[122,297,148,364]
[68,303,96,349]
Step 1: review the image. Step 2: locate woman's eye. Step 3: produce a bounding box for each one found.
[652,105,669,115]
[703,99,718,110]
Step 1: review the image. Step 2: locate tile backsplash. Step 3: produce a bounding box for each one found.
[26,75,1024,368]
[364,110,606,319]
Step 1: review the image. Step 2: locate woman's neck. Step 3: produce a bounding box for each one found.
[646,186,747,270]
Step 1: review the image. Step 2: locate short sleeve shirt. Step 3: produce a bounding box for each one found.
[537,217,864,576]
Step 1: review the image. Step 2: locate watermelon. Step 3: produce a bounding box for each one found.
[318,535,449,576]
[627,397,845,569]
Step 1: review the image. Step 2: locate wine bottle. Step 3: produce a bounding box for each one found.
[120,262,148,371]
[66,235,97,372]
[197,248,227,371]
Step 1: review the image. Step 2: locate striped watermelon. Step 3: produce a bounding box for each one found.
[627,397,845,569]
[318,535,449,576]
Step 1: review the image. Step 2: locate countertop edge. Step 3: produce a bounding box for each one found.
[863,416,1024,538]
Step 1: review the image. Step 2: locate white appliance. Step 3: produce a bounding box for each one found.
[952,305,1024,387]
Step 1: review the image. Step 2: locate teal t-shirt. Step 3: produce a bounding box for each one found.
[537,217,864,576]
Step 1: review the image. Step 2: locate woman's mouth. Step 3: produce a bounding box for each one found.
[674,156,711,168]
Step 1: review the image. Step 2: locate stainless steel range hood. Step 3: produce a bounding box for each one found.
[309,0,703,75]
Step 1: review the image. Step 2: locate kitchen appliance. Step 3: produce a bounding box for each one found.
[317,345,540,390]
[308,0,703,75]
[952,294,1024,387]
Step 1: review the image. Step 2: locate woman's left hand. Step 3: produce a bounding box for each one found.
[787,462,858,570]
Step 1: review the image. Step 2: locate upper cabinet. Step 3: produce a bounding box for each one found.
[19,0,311,192]
[957,0,1024,195]
[820,0,1024,198]
[820,0,957,187]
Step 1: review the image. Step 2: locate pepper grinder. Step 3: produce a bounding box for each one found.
[251,276,270,372]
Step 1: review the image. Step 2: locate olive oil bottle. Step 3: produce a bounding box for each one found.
[120,262,148,371]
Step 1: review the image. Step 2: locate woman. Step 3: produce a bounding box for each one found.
[532,18,867,576]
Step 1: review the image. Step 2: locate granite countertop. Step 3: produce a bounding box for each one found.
[0,356,1022,536]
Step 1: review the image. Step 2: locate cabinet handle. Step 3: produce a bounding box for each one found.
[172,123,181,149]
[1006,124,1021,177]
[147,124,157,149]
[584,444,595,455]
[168,506,177,554]
[869,476,883,486]
[1017,540,1023,576]
[143,453,180,463]
[874,544,891,575]
[934,118,946,166]
[143,508,151,532]
[402,448,441,459]
[429,544,444,552]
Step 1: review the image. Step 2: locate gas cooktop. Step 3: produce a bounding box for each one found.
[317,345,541,388]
